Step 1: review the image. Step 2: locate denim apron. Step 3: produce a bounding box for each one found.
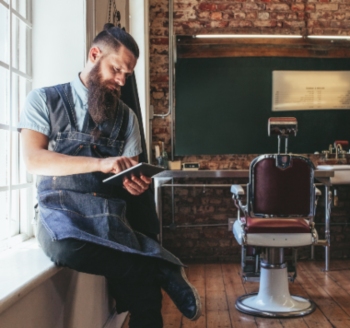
[37,83,182,266]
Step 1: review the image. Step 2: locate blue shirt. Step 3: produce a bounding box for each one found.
[18,75,142,157]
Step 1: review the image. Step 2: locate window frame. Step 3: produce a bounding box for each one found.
[0,0,34,251]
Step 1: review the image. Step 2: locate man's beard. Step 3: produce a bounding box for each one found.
[87,60,121,137]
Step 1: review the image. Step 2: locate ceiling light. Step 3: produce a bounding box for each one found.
[194,34,303,39]
[307,35,350,40]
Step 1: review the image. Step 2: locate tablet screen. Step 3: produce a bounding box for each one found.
[102,163,164,185]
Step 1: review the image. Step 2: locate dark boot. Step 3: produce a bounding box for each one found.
[157,263,202,320]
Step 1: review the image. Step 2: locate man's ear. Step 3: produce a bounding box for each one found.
[89,46,102,64]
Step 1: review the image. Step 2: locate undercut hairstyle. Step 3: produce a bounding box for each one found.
[92,23,139,59]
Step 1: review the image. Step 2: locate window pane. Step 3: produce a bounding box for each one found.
[10,189,20,236]
[20,188,33,231]
[11,73,27,126]
[12,0,28,20]
[12,131,19,185]
[12,16,30,74]
[0,130,9,186]
[0,192,9,241]
[0,190,18,241]
[19,132,32,184]
[0,66,10,125]
[0,3,9,65]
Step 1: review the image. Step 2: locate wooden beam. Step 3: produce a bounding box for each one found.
[176,35,350,59]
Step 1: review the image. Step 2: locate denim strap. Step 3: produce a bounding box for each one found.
[54,84,78,132]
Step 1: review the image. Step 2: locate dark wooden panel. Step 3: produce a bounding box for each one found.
[175,56,350,155]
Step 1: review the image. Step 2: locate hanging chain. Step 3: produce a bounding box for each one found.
[107,0,121,27]
[107,0,112,23]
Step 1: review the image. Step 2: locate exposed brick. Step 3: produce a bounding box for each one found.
[198,3,217,11]
[149,28,168,37]
[266,4,290,12]
[225,4,243,11]
[150,37,168,45]
[246,12,258,20]
[283,20,306,28]
[234,11,246,19]
[210,20,230,28]
[305,4,316,12]
[222,12,235,20]
[253,20,278,27]
[287,13,299,20]
[243,3,263,11]
[258,12,270,20]
[270,12,286,20]
[296,12,305,19]
[150,18,168,28]
[291,4,304,12]
[150,0,168,13]
[217,4,230,11]
[315,3,339,11]
[174,10,197,20]
[174,3,195,11]
[198,11,211,19]
[152,91,165,100]
[334,12,346,21]
[210,11,223,20]
[150,44,168,55]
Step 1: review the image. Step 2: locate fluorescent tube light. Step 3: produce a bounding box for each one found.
[307,35,350,40]
[194,34,303,39]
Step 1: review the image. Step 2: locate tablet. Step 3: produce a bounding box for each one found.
[102,162,165,186]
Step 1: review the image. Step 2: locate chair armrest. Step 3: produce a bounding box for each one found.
[315,187,321,197]
[231,185,247,220]
[231,185,245,197]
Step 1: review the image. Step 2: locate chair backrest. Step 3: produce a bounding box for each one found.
[247,154,315,218]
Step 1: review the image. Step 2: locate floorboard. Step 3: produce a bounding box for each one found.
[122,260,350,328]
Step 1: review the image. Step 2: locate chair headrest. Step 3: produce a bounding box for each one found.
[268,117,298,137]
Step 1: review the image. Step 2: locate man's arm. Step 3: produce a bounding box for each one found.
[21,129,150,195]
[21,129,138,176]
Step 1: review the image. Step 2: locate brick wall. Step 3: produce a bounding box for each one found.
[149,0,350,263]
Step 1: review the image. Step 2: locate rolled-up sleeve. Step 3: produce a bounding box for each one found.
[17,88,51,136]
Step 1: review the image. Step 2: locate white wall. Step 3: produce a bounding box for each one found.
[129,0,151,162]
[32,0,86,88]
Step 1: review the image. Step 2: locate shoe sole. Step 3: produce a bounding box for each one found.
[180,267,202,320]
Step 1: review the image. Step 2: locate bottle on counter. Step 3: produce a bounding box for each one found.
[161,142,169,170]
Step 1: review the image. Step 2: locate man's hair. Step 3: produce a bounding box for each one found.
[92,23,139,59]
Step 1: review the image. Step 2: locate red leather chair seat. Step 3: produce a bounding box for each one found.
[245,217,311,234]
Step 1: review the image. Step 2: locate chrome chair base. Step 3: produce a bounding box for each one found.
[235,266,316,318]
[236,293,316,318]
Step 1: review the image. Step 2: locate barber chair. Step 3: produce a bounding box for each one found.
[231,117,320,317]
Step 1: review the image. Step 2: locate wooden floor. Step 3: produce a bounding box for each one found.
[122,260,350,327]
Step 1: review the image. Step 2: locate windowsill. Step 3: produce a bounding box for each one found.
[0,238,61,315]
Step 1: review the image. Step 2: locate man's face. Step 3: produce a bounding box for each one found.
[98,45,137,91]
[87,45,137,136]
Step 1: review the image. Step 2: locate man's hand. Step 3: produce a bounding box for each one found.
[100,156,151,195]
[99,156,138,174]
[123,175,152,196]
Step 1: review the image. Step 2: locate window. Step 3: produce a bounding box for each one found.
[0,0,33,251]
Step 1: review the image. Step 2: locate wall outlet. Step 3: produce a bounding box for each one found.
[228,218,235,232]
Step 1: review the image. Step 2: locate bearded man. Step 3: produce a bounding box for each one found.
[18,24,201,328]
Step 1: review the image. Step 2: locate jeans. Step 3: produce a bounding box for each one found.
[37,220,163,328]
